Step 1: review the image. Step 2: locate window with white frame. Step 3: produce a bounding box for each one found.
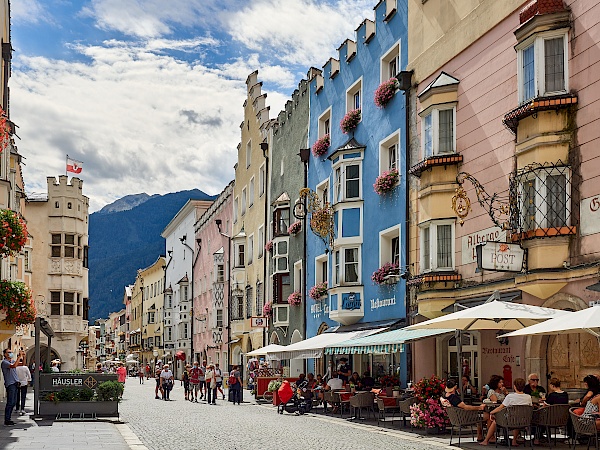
[166,327,172,341]
[258,226,264,259]
[293,260,302,293]
[419,220,455,273]
[517,30,568,104]
[259,163,266,197]
[381,41,401,82]
[379,131,400,175]
[247,234,254,265]
[241,188,247,215]
[346,78,362,113]
[233,197,239,223]
[24,249,31,272]
[318,108,331,137]
[246,140,252,168]
[235,243,245,268]
[379,225,401,267]
[216,309,223,328]
[249,177,255,207]
[183,323,189,339]
[315,254,328,285]
[273,239,289,274]
[273,205,290,236]
[316,179,330,207]
[332,246,360,286]
[147,312,155,324]
[333,161,361,203]
[421,106,455,159]
[519,168,571,231]
[216,264,225,283]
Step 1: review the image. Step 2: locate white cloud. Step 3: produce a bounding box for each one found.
[12,41,247,211]
[11,0,49,24]
[227,0,374,66]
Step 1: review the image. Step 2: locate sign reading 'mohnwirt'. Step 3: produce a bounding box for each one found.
[39,373,118,391]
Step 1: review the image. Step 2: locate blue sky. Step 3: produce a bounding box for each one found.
[11,0,374,211]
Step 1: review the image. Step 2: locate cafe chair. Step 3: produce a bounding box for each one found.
[446,406,482,446]
[494,405,534,448]
[569,408,599,450]
[323,391,336,414]
[376,397,399,427]
[349,392,375,420]
[532,404,570,447]
[398,397,416,429]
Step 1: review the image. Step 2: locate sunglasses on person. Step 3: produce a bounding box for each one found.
[530,378,539,382]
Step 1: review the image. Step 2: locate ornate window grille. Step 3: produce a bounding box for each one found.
[245,286,253,319]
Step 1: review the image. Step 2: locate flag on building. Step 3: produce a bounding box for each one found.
[66,156,83,174]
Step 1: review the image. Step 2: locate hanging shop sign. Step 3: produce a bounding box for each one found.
[461,226,505,265]
[580,196,600,236]
[341,292,361,310]
[250,316,268,328]
[476,241,525,272]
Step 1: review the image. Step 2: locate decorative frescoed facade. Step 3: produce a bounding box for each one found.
[407,0,600,389]
[305,0,409,383]
[193,181,234,367]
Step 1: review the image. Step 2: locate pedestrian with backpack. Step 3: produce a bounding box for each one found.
[229,365,242,405]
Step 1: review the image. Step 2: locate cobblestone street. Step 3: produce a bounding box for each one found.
[119,380,454,450]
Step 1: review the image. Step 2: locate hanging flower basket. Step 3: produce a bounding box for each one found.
[287,291,302,306]
[0,106,11,153]
[308,282,328,301]
[0,209,28,257]
[263,302,273,316]
[311,134,330,157]
[374,78,400,108]
[287,221,302,236]
[0,281,36,325]
[374,168,400,195]
[265,240,273,253]
[371,262,400,285]
[340,109,361,134]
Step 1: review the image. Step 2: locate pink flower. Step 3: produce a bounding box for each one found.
[311,134,330,157]
[340,109,361,134]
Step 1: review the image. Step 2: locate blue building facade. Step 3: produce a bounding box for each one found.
[305,0,409,384]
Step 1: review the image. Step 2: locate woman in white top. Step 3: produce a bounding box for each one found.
[159,365,174,401]
[15,355,31,415]
[205,365,217,405]
[486,375,508,403]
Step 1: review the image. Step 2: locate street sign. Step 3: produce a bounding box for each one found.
[476,241,525,272]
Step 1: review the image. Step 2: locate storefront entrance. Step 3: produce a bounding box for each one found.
[447,332,480,389]
[547,331,599,388]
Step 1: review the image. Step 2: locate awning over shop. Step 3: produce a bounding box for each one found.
[270,329,385,360]
[325,328,454,355]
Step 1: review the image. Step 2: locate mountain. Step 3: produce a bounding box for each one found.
[96,193,158,214]
[88,189,216,321]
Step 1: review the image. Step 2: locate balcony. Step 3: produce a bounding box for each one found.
[328,287,363,325]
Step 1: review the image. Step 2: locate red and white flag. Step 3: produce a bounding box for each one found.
[66,156,83,174]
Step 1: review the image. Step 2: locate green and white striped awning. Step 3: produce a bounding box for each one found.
[325,328,453,355]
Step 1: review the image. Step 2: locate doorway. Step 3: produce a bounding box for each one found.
[447,332,480,389]
[546,332,599,388]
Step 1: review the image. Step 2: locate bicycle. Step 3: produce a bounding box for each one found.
[262,390,275,402]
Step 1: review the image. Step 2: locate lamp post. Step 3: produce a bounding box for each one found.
[260,141,269,349]
[298,148,310,373]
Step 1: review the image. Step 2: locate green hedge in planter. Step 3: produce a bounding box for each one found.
[96,381,123,401]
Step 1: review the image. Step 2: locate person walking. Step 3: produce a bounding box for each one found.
[116,363,127,398]
[229,365,242,405]
[160,364,174,401]
[2,348,22,426]
[189,362,201,402]
[138,365,144,384]
[154,367,163,399]
[182,364,191,401]
[214,363,225,400]
[198,360,207,401]
[205,364,217,405]
[15,354,31,415]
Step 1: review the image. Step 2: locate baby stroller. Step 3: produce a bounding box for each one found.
[277,381,312,415]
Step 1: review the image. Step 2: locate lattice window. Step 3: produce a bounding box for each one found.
[245,287,253,318]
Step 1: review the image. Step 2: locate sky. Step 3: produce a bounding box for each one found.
[11,0,375,211]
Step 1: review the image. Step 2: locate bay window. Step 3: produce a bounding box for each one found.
[419,220,455,273]
[333,163,361,203]
[421,107,455,158]
[332,246,361,286]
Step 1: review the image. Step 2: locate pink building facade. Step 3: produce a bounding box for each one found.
[193,181,234,367]
[409,0,600,389]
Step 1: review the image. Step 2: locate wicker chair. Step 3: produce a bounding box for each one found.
[349,392,375,420]
[398,397,416,428]
[531,404,570,446]
[376,397,399,427]
[331,392,351,418]
[494,405,534,448]
[446,406,482,446]
[569,408,599,450]
[323,391,336,414]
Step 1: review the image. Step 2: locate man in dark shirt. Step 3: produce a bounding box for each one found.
[1,348,21,426]
[337,358,351,383]
[441,380,486,441]
[523,373,546,398]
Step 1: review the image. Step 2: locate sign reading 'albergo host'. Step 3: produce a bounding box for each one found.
[39,373,118,391]
[476,241,525,272]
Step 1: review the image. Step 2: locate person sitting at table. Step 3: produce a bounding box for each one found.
[361,371,375,390]
[349,372,361,389]
[580,392,600,430]
[486,375,508,403]
[544,377,568,405]
[523,373,546,399]
[440,379,486,441]
[480,377,532,446]
[462,376,478,397]
[580,374,600,407]
[325,371,344,391]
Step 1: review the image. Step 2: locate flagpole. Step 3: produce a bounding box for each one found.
[66,154,68,177]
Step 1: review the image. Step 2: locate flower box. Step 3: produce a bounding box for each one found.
[0,209,28,257]
[287,291,302,306]
[374,78,400,108]
[311,134,330,157]
[374,168,399,195]
[263,302,273,316]
[39,400,119,417]
[265,240,273,253]
[287,221,302,236]
[0,281,36,325]
[371,263,400,285]
[308,282,328,301]
[340,109,361,134]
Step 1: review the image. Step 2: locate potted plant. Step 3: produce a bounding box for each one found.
[263,302,273,317]
[371,262,400,285]
[287,291,302,306]
[373,168,400,195]
[340,109,361,134]
[39,381,122,417]
[409,375,449,433]
[287,221,302,236]
[0,281,36,325]
[265,240,273,253]
[374,78,400,108]
[308,282,328,301]
[0,209,28,257]
[311,134,330,157]
[379,375,400,396]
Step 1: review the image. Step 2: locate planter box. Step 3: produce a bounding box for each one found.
[39,401,118,417]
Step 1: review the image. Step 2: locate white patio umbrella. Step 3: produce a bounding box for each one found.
[245,344,285,357]
[500,305,600,340]
[406,292,571,332]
